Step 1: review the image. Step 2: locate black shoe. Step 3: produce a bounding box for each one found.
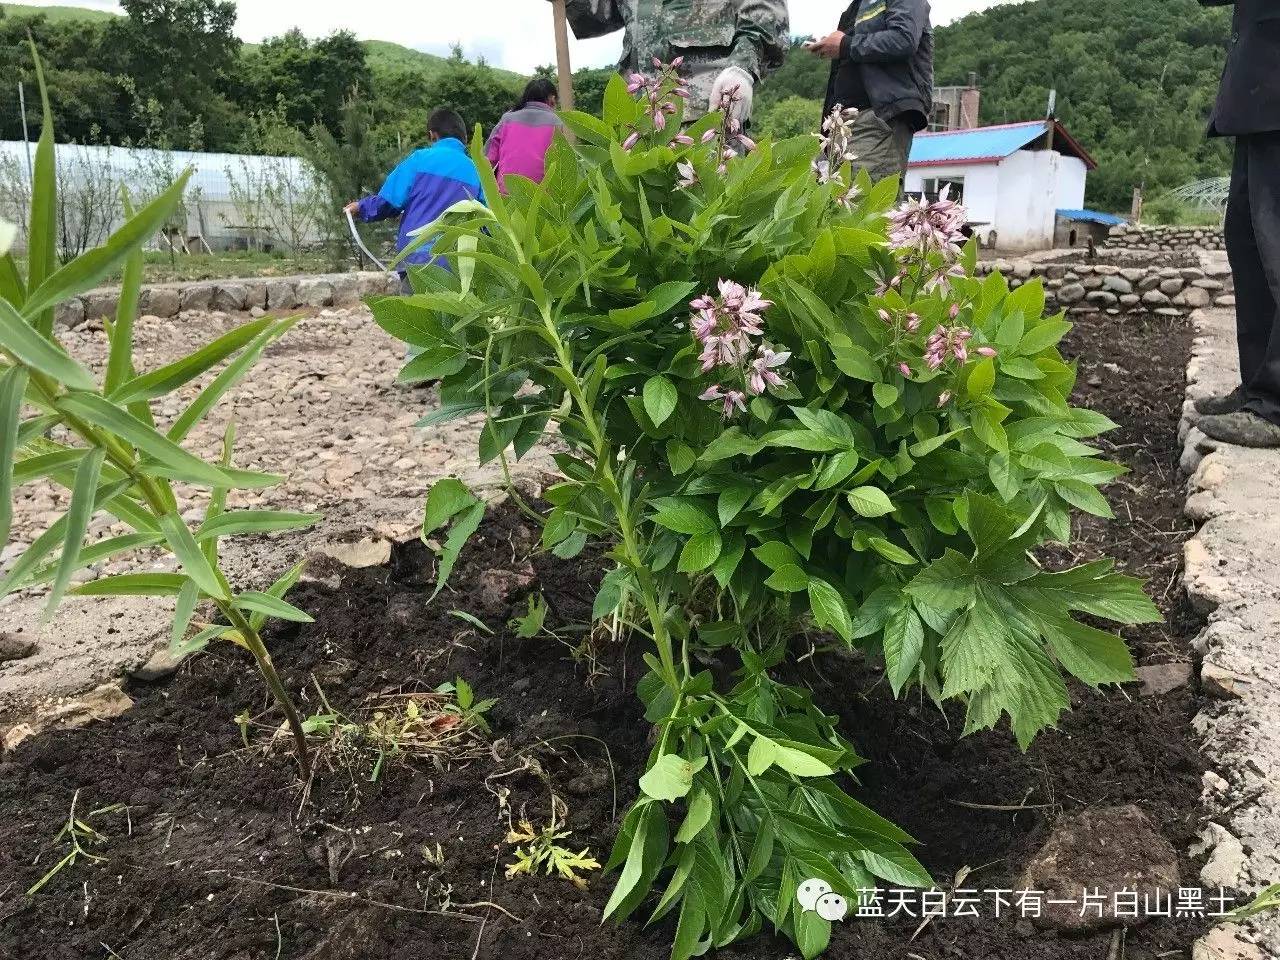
[1194,387,1246,416]
[1197,410,1280,448]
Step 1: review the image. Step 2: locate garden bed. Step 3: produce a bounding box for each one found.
[0,308,1208,960]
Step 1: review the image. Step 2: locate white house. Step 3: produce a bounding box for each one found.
[903,120,1100,253]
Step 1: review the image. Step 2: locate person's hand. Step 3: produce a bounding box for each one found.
[805,31,846,59]
[709,65,754,122]
[343,201,360,216]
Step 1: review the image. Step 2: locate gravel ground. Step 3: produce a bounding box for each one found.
[0,306,552,719]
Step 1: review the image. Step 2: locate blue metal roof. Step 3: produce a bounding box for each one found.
[1057,208,1126,227]
[909,120,1097,170]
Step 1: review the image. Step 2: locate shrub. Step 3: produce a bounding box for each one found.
[0,46,318,772]
[377,73,1159,959]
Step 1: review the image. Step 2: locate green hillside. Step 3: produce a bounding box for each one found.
[0,3,118,23]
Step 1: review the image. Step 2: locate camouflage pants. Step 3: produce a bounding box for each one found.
[849,111,914,187]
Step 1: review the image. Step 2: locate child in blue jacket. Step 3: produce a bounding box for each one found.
[345,108,483,287]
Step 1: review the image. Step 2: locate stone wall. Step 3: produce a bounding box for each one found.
[56,272,402,328]
[977,256,1235,319]
[1105,223,1226,253]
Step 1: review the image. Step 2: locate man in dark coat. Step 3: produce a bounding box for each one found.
[1195,1,1280,446]
[806,0,933,183]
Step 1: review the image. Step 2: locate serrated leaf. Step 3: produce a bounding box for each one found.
[883,602,924,695]
[1055,478,1114,518]
[808,578,853,642]
[424,478,479,536]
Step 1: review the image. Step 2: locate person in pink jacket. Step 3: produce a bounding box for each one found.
[485,78,568,193]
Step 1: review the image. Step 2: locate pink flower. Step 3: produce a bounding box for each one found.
[905,312,921,332]
[673,86,691,100]
[739,134,757,152]
[888,189,968,257]
[699,385,723,401]
[671,56,685,68]
[937,391,953,408]
[747,346,790,395]
[949,303,961,320]
[899,362,912,378]
[721,390,748,417]
[977,346,998,358]
[653,110,667,131]
[701,129,718,144]
[622,130,640,152]
[676,159,698,189]
[673,133,695,146]
[878,308,892,324]
[652,56,662,68]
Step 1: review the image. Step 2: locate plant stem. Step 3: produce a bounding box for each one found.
[218,601,311,775]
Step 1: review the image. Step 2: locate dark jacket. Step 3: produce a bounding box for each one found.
[1201,0,1280,136]
[823,0,934,132]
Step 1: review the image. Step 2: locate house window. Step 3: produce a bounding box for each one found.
[921,177,965,203]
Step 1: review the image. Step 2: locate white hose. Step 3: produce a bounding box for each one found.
[345,208,390,274]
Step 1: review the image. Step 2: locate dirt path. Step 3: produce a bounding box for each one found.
[0,307,552,720]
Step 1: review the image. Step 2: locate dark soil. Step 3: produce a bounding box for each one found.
[0,309,1207,960]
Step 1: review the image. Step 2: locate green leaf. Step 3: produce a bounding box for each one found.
[1044,616,1135,686]
[752,541,803,571]
[652,498,716,536]
[71,572,189,597]
[831,341,878,381]
[196,510,322,542]
[643,376,679,427]
[907,550,975,612]
[794,903,832,960]
[765,429,845,452]
[1000,357,1045,380]
[869,537,916,565]
[675,789,714,844]
[814,449,861,490]
[717,485,753,526]
[0,365,29,547]
[967,357,996,398]
[235,591,314,624]
[883,602,924,695]
[398,346,467,384]
[168,318,298,442]
[872,381,899,408]
[700,427,765,462]
[56,392,233,489]
[24,171,193,320]
[159,513,227,600]
[423,478,480,536]
[1054,478,1114,518]
[808,578,853,643]
[766,564,809,593]
[972,405,1009,453]
[847,486,895,518]
[431,500,485,600]
[678,531,722,573]
[43,447,106,622]
[25,40,57,332]
[640,753,704,802]
[0,298,96,390]
[248,559,308,631]
[988,452,1019,502]
[1018,319,1072,355]
[773,743,836,777]
[105,191,144,396]
[171,578,200,652]
[15,532,163,590]
[666,439,695,475]
[747,735,780,776]
[109,317,275,404]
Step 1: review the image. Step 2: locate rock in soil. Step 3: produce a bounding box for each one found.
[311,535,393,570]
[129,647,183,683]
[1194,925,1268,960]
[2,682,134,753]
[1191,822,1248,889]
[0,633,37,662]
[1136,661,1194,697]
[1018,805,1181,933]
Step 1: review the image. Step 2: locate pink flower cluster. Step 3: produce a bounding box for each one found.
[924,324,997,370]
[887,184,967,258]
[622,58,691,151]
[691,280,789,417]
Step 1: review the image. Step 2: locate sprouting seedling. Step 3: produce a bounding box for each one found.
[27,790,123,896]
[511,593,549,638]
[435,676,497,733]
[448,609,494,635]
[1228,882,1280,921]
[504,819,601,890]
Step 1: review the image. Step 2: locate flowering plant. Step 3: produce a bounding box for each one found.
[374,71,1158,959]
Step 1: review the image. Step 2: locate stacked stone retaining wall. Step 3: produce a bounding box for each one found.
[56,272,402,328]
[976,257,1234,319]
[1105,223,1226,253]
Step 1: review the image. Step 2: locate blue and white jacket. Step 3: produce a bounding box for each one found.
[355,138,484,268]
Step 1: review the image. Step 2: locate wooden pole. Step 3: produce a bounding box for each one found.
[552,0,575,111]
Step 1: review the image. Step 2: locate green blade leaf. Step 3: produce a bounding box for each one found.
[158,512,228,600]
[14,532,163,590]
[24,170,195,320]
[234,591,314,624]
[55,392,233,489]
[847,486,895,518]
[105,191,145,396]
[168,318,298,442]
[248,559,307,631]
[43,447,106,622]
[109,317,275,404]
[0,365,30,546]
[71,572,190,597]
[170,573,201,651]
[0,298,96,391]
[196,510,321,542]
[25,38,57,332]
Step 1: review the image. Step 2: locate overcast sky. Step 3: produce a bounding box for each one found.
[7,0,1011,74]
